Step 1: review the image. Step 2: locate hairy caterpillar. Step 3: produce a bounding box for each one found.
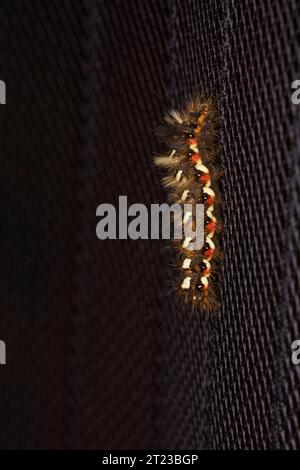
[155,97,222,312]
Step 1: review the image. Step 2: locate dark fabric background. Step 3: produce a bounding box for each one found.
[0,0,299,450]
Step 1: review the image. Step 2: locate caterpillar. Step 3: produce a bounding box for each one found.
[155,97,222,312]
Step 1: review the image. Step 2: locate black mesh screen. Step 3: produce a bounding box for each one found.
[0,0,299,450]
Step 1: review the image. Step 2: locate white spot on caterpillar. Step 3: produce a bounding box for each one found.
[206,206,215,218]
[176,170,183,181]
[181,190,189,201]
[203,259,211,272]
[182,258,192,269]
[181,276,191,289]
[206,238,215,250]
[190,143,198,151]
[197,164,209,173]
[183,236,193,249]
[206,210,216,222]
[203,187,215,197]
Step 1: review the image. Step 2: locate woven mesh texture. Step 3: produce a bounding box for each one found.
[67,0,170,450]
[0,0,169,449]
[0,0,89,449]
[0,0,300,450]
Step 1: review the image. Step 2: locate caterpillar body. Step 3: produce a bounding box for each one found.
[155,97,222,312]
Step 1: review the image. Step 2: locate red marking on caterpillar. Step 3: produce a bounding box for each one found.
[155,97,222,312]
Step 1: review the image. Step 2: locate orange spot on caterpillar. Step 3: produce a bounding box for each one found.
[191,154,200,163]
[206,221,216,233]
[200,173,210,183]
[205,196,215,206]
[203,248,215,259]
